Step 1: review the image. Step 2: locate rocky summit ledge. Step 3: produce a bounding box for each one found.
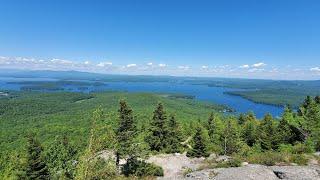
[185,164,320,180]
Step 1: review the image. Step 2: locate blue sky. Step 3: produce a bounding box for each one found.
[0,0,320,79]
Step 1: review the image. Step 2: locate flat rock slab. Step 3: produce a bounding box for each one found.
[186,164,320,180]
[269,166,320,180]
[146,153,205,179]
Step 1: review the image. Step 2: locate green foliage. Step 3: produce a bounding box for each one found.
[241,112,258,147]
[146,103,169,152]
[116,100,137,160]
[25,134,50,179]
[187,124,209,158]
[0,152,26,180]
[221,118,242,155]
[45,136,77,179]
[215,157,242,168]
[206,113,224,153]
[258,114,277,150]
[245,151,285,166]
[122,157,163,177]
[290,154,308,165]
[76,157,118,180]
[1,90,320,178]
[165,115,183,153]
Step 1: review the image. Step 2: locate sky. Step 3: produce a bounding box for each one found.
[0,0,320,80]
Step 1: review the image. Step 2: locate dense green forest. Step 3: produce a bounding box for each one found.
[1,90,320,179]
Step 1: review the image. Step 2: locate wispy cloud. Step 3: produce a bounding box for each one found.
[0,56,319,80]
[126,64,137,68]
[239,64,250,68]
[97,62,112,67]
[310,67,320,72]
[201,65,208,69]
[252,62,266,68]
[158,63,166,67]
[177,65,190,70]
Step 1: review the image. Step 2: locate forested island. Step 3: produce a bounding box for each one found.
[0,90,320,179]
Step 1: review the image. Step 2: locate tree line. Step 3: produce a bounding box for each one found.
[2,95,320,179]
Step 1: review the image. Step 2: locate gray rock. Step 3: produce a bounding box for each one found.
[269,165,320,180]
[207,153,217,161]
[215,155,231,162]
[185,164,320,180]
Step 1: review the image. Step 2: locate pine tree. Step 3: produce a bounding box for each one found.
[315,96,320,104]
[221,118,242,155]
[304,99,320,150]
[258,113,277,150]
[25,134,49,179]
[165,115,183,153]
[116,100,137,164]
[146,103,169,152]
[187,125,209,158]
[207,112,224,146]
[242,117,257,147]
[238,113,246,125]
[298,96,314,116]
[276,107,294,145]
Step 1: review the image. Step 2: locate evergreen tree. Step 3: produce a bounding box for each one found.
[25,134,49,179]
[207,112,224,147]
[304,99,320,150]
[258,114,277,150]
[187,125,209,158]
[221,118,242,155]
[315,96,320,104]
[146,103,169,152]
[298,96,314,116]
[116,100,137,164]
[238,113,246,125]
[165,115,183,153]
[276,107,295,145]
[242,117,258,147]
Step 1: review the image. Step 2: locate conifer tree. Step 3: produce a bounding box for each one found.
[304,99,320,150]
[146,103,169,152]
[116,100,137,164]
[315,96,320,104]
[258,114,277,150]
[187,125,209,158]
[242,117,257,147]
[25,134,49,179]
[221,118,242,155]
[238,113,246,125]
[165,115,183,153]
[276,107,294,145]
[207,112,224,146]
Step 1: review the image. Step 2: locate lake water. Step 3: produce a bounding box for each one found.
[0,77,284,118]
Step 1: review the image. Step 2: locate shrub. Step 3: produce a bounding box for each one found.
[122,157,163,177]
[246,151,285,166]
[290,154,308,165]
[215,157,242,168]
[292,142,314,154]
[278,144,293,154]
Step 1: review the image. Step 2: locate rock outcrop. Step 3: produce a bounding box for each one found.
[185,164,320,180]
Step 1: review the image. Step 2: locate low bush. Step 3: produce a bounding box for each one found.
[122,157,163,177]
[245,151,285,166]
[290,154,308,165]
[215,157,242,168]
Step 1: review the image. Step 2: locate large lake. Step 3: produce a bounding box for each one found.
[0,77,283,118]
